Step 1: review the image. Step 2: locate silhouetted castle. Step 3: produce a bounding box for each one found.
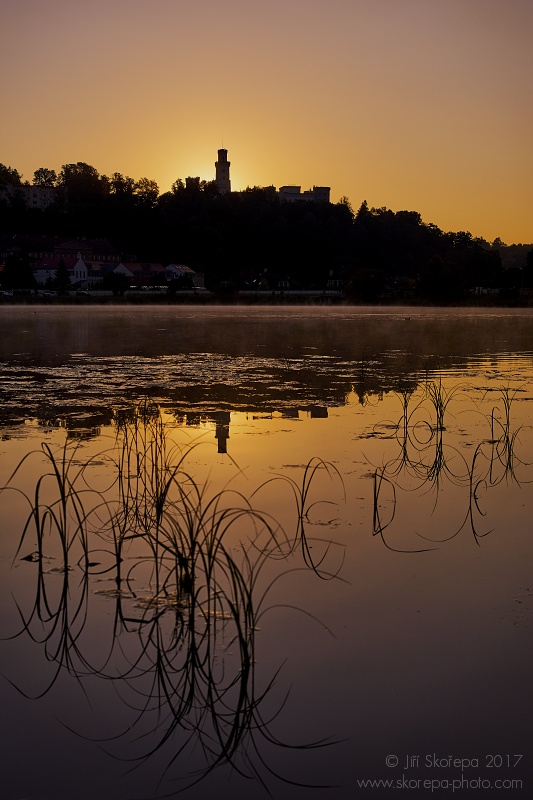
[278,185,330,203]
[215,149,231,195]
[214,148,330,203]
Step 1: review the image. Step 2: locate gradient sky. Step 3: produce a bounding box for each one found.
[2,0,532,243]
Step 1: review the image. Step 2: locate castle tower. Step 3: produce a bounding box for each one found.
[215,148,231,194]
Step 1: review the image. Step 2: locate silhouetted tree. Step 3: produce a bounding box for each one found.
[101,271,130,296]
[418,255,458,303]
[58,162,108,205]
[2,252,36,290]
[109,172,135,196]
[355,199,370,220]
[0,163,22,187]
[524,249,533,288]
[53,258,71,293]
[134,177,159,206]
[167,275,194,293]
[345,268,385,303]
[33,167,57,187]
[0,156,529,304]
[337,196,354,217]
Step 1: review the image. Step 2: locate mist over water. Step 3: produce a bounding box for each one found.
[0,306,531,799]
[1,305,532,422]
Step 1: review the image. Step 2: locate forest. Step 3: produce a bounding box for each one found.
[1,161,532,302]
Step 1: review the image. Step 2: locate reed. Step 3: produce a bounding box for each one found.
[255,456,345,578]
[370,379,528,549]
[487,386,526,485]
[1,401,344,792]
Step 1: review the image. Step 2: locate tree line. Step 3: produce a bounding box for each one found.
[1,160,532,302]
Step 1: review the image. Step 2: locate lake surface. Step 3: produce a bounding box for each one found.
[0,306,531,800]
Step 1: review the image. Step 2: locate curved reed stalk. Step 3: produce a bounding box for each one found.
[1,401,344,792]
[370,379,530,550]
[252,457,346,579]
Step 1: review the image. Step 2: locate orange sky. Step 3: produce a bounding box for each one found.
[2,0,532,243]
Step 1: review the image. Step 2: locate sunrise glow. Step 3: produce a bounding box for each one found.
[2,0,532,243]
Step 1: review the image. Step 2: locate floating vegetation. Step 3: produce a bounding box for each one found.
[0,401,345,793]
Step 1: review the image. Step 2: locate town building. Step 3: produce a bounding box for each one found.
[0,184,57,209]
[21,184,57,209]
[0,235,121,263]
[33,255,77,286]
[31,255,204,289]
[33,253,101,286]
[0,234,205,290]
[114,262,204,288]
[166,264,205,287]
[278,185,330,203]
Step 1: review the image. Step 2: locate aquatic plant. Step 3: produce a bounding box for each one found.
[371,379,530,549]
[254,456,345,578]
[486,386,528,485]
[1,402,344,793]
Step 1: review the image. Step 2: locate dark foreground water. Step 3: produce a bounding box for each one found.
[0,306,532,800]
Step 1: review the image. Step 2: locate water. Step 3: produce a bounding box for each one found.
[0,306,531,799]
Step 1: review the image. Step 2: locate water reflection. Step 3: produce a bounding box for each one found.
[371,382,530,550]
[2,403,345,795]
[1,306,533,433]
[1,308,533,798]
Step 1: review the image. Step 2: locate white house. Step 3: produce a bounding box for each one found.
[166,264,205,287]
[71,253,88,285]
[32,254,86,286]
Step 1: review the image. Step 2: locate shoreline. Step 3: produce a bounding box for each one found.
[1,293,532,309]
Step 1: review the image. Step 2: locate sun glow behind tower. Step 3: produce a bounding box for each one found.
[2,1,532,242]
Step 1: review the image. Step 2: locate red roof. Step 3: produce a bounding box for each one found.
[120,262,165,274]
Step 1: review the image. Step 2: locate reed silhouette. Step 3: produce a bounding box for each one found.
[1,402,344,793]
[371,381,529,549]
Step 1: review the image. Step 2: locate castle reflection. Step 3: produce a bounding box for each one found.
[213,410,230,453]
[0,382,397,448]
[169,406,331,455]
